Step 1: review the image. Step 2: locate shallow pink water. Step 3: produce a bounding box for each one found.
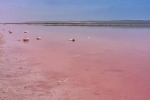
[0,24,150,100]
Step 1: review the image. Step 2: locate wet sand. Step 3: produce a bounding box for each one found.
[0,34,4,64]
[0,25,150,100]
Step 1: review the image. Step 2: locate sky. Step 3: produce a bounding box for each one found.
[0,0,150,22]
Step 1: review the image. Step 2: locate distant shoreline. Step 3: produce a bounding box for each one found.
[1,20,150,26]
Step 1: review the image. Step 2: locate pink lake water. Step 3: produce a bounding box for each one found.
[0,24,150,100]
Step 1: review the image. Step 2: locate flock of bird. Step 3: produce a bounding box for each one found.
[8,30,42,42]
[8,30,75,42]
[1,25,75,42]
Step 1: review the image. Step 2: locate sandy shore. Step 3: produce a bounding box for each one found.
[0,34,3,56]
[0,25,150,100]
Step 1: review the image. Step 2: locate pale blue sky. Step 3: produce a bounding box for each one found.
[0,0,150,22]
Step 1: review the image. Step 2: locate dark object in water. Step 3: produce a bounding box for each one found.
[36,37,41,40]
[9,31,12,34]
[23,37,29,41]
[24,31,28,33]
[69,39,75,42]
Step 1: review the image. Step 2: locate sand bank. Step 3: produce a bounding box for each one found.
[0,34,2,44]
[0,34,4,57]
